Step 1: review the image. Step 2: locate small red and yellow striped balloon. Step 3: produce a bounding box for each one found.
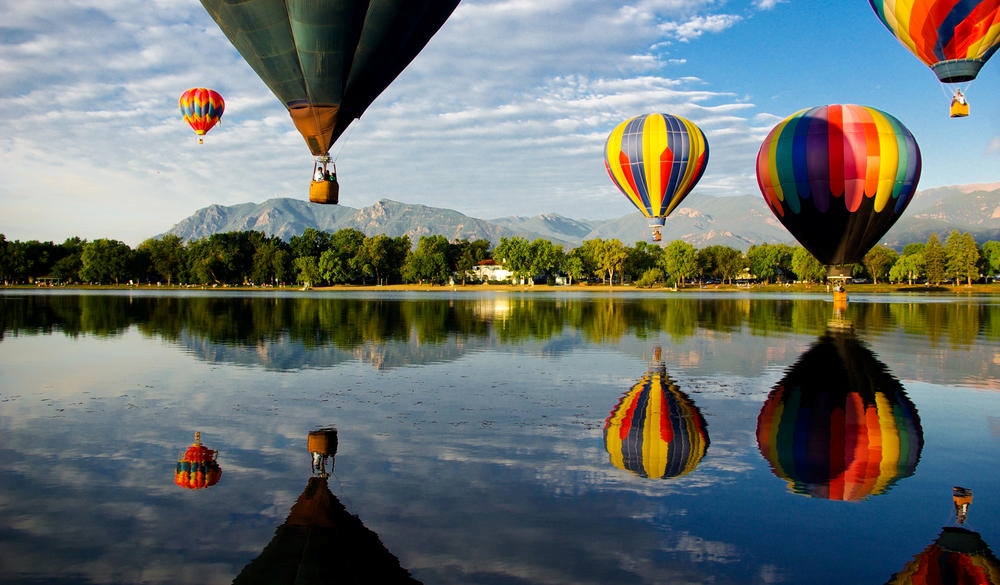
[174,432,222,489]
[179,88,225,143]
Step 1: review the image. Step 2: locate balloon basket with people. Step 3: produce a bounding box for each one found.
[310,156,339,205]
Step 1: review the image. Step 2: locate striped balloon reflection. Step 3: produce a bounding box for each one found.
[756,332,923,500]
[604,348,709,479]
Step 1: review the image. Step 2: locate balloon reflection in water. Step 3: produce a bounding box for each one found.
[886,487,1000,584]
[174,431,222,490]
[604,348,709,479]
[756,333,923,500]
[233,427,420,584]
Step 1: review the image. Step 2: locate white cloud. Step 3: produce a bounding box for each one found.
[1,0,998,244]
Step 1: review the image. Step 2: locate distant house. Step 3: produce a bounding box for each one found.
[470,259,513,282]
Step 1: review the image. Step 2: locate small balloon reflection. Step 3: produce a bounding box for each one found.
[175,431,222,490]
[885,487,1000,584]
[756,331,923,500]
[604,347,709,479]
[232,426,421,585]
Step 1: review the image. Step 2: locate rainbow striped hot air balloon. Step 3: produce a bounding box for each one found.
[869,0,1000,84]
[886,527,1000,584]
[605,113,709,242]
[869,1,1000,116]
[756,104,921,278]
[174,432,222,490]
[604,351,709,479]
[179,88,225,144]
[756,333,923,501]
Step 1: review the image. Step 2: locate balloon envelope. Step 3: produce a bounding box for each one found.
[869,0,1000,83]
[179,88,225,137]
[604,359,709,479]
[886,527,1000,584]
[199,0,461,156]
[604,113,709,236]
[756,104,921,269]
[756,332,923,500]
[174,433,222,490]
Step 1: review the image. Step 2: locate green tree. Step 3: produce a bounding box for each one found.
[746,243,793,283]
[402,235,450,284]
[696,245,744,284]
[250,235,291,286]
[982,241,1000,277]
[294,255,320,288]
[661,240,698,286]
[139,234,186,285]
[359,233,410,285]
[944,230,980,285]
[289,228,333,260]
[791,247,826,283]
[562,254,585,285]
[863,245,899,285]
[626,241,663,283]
[493,236,533,283]
[51,237,86,283]
[889,252,924,284]
[80,238,132,284]
[923,233,946,285]
[593,239,628,286]
[528,239,563,283]
[319,228,365,284]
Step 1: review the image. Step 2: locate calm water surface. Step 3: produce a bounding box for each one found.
[1,289,998,585]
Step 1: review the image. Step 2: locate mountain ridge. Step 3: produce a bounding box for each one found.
[163,183,1000,251]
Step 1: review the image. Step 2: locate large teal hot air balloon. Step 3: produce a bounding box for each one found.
[756,104,921,278]
[199,0,461,203]
[604,113,709,242]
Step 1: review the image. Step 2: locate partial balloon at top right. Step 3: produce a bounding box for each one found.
[868,0,1000,117]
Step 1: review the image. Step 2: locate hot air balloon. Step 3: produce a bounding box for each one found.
[198,0,461,205]
[756,332,923,501]
[604,348,709,479]
[868,0,1000,117]
[174,431,222,489]
[885,487,1000,584]
[179,88,225,144]
[604,113,709,242]
[756,104,921,280]
[232,427,421,585]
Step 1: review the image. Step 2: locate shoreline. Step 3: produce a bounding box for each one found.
[7,282,999,294]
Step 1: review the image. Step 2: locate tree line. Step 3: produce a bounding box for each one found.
[1,228,998,287]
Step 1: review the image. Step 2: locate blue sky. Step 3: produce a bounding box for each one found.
[2,0,999,246]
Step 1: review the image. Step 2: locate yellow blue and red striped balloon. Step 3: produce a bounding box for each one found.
[604,358,709,479]
[179,88,225,141]
[756,104,921,268]
[604,113,709,241]
[869,0,1000,83]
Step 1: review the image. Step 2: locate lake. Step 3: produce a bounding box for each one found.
[1,289,998,585]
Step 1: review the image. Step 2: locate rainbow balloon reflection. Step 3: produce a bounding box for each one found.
[604,348,709,479]
[756,333,923,500]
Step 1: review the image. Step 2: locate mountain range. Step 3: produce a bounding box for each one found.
[163,182,1000,251]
